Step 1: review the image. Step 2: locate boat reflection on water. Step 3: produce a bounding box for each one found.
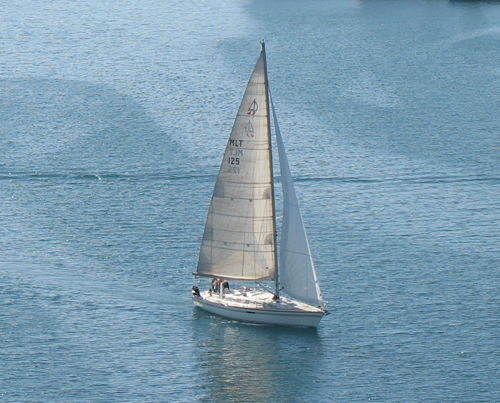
[191,309,325,401]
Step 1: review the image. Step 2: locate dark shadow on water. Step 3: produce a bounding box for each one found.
[0,78,184,176]
[449,0,500,3]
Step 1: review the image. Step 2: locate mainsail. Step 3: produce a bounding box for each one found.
[195,50,277,281]
[271,97,324,308]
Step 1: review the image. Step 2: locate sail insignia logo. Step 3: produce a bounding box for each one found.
[245,120,254,137]
[247,99,258,115]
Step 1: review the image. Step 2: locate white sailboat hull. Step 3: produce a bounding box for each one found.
[192,289,326,328]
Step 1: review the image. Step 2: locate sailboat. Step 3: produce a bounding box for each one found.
[192,42,329,327]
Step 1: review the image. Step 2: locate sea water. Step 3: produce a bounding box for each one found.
[1,0,499,402]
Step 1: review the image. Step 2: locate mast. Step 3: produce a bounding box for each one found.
[261,40,280,299]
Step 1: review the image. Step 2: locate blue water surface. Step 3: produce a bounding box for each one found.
[1,0,499,402]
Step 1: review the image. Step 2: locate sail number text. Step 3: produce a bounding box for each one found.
[227,139,244,174]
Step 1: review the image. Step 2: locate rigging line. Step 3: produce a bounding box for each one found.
[256,282,280,296]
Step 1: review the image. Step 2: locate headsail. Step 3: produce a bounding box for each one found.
[195,49,277,281]
[271,97,324,307]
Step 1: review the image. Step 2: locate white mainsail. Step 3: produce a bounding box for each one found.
[271,98,324,308]
[195,50,277,281]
